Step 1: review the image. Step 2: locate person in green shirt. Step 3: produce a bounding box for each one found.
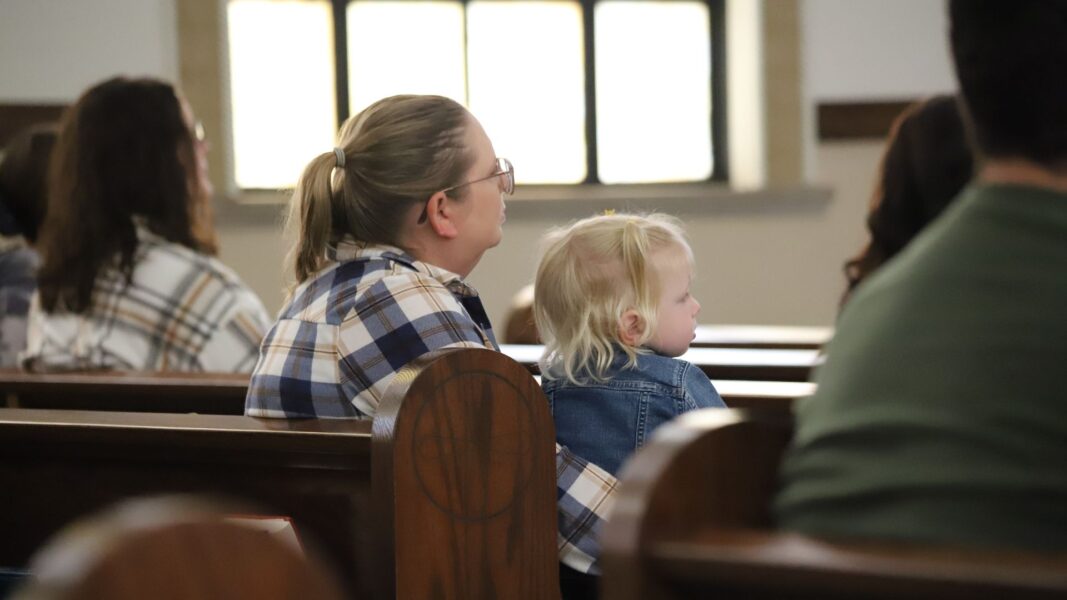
[776,0,1067,552]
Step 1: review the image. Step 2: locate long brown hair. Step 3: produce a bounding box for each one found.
[287,95,473,285]
[36,77,217,313]
[842,95,973,306]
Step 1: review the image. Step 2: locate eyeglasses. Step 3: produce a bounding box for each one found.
[418,157,514,224]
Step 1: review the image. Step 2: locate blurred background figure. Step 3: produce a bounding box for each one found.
[841,95,973,306]
[22,76,270,373]
[10,495,344,600]
[503,283,540,344]
[0,125,57,366]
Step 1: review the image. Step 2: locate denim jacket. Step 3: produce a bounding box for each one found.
[542,350,726,477]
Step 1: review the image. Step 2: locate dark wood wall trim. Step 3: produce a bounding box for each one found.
[817,100,916,141]
[0,104,67,149]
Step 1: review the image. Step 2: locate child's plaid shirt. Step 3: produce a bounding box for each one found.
[22,227,270,373]
[245,239,616,574]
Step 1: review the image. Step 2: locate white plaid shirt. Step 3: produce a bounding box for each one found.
[245,240,616,574]
[22,227,270,373]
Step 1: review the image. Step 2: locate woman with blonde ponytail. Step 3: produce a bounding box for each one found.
[246,94,512,418]
[247,96,633,595]
[534,212,725,478]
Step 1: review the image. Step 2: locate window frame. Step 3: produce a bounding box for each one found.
[325,0,728,186]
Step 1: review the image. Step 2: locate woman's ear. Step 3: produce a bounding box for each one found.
[425,191,460,239]
[617,309,645,347]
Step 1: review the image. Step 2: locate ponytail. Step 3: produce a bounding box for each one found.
[288,152,337,284]
[282,95,473,292]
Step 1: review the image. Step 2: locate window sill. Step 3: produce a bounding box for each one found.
[214,182,833,223]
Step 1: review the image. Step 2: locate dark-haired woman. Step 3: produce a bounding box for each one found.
[841,95,973,307]
[23,76,270,372]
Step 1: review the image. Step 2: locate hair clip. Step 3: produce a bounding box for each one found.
[602,209,616,216]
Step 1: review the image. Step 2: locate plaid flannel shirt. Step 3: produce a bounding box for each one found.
[0,243,38,367]
[22,227,270,373]
[245,239,617,574]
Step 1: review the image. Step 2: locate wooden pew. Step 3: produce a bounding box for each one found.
[0,348,560,600]
[0,369,249,414]
[713,380,814,415]
[1,370,815,419]
[692,324,832,350]
[501,344,821,383]
[601,409,1067,599]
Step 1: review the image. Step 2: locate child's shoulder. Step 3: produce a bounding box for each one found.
[625,352,704,387]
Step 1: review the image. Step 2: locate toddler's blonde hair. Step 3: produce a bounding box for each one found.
[534,212,693,384]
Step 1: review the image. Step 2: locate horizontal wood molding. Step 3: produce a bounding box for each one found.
[0,104,67,148]
[817,100,916,141]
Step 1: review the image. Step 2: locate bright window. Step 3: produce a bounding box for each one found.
[227,0,337,189]
[226,0,725,190]
[595,1,712,183]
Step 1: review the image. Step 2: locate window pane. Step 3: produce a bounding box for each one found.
[595,1,712,183]
[347,1,466,114]
[468,1,586,184]
[228,0,336,189]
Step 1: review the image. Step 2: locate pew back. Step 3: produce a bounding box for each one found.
[500,344,820,382]
[0,409,373,596]
[0,369,248,414]
[373,348,559,599]
[0,348,560,600]
[602,409,1067,599]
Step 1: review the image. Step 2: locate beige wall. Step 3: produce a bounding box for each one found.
[215,142,882,329]
[1,0,948,330]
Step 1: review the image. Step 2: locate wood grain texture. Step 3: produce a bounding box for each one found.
[0,408,372,596]
[374,348,560,600]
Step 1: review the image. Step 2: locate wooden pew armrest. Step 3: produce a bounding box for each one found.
[648,529,1067,599]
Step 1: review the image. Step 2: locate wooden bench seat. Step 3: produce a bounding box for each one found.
[0,348,560,600]
[0,369,249,414]
[692,325,832,350]
[602,409,1067,599]
[647,529,1067,599]
[501,344,821,382]
[1,368,815,418]
[712,380,815,414]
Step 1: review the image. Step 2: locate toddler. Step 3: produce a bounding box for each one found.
[534,212,725,477]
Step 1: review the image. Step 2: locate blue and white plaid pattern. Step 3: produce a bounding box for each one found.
[557,443,617,574]
[245,241,496,418]
[245,239,616,574]
[0,243,38,367]
[22,227,270,373]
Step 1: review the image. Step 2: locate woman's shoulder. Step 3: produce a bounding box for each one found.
[137,237,248,289]
[132,238,268,321]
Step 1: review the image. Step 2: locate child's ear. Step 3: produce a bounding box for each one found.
[425,191,460,239]
[618,309,645,347]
